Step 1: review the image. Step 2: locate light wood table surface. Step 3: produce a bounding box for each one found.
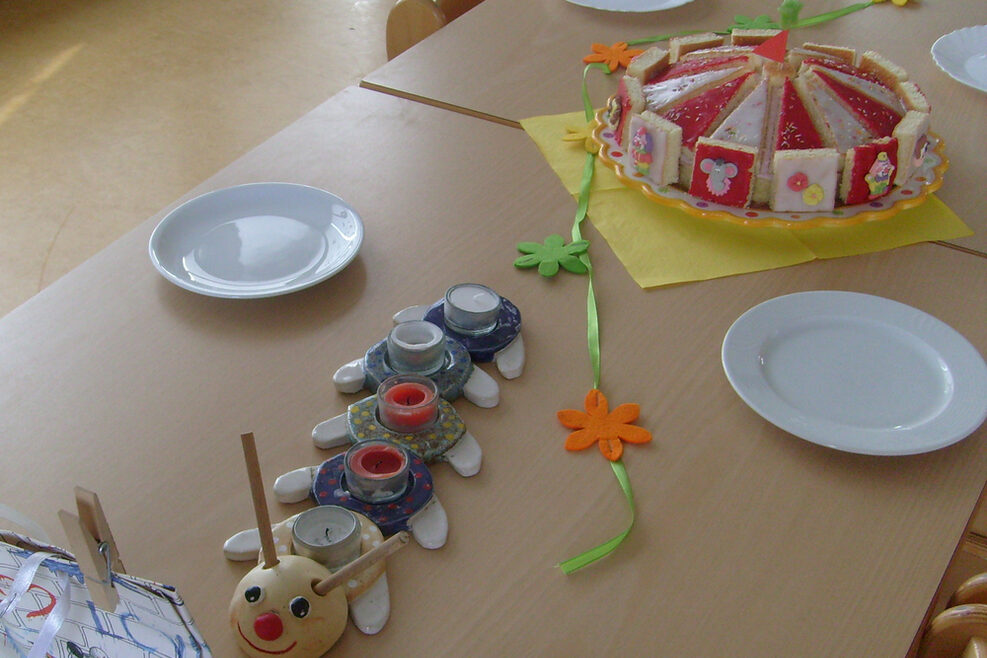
[362,0,987,254]
[1,86,986,656]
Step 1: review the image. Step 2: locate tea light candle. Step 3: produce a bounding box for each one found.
[386,321,446,375]
[377,374,440,433]
[291,506,362,570]
[344,440,411,504]
[443,284,502,336]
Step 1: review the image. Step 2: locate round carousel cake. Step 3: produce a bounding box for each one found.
[601,30,934,214]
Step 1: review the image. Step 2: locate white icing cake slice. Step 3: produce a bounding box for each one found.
[815,66,905,114]
[642,67,743,112]
[711,77,769,148]
[803,74,873,152]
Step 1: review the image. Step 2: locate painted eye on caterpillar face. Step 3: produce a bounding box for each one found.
[244,586,264,604]
[289,596,310,619]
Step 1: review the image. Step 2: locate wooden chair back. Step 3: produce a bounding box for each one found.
[386,0,484,59]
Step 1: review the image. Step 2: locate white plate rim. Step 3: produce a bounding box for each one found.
[931,25,987,93]
[565,0,694,12]
[721,291,987,456]
[148,182,364,299]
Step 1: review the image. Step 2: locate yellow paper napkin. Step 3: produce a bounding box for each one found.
[521,111,972,289]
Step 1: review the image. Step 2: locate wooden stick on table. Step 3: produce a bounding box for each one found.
[239,432,279,569]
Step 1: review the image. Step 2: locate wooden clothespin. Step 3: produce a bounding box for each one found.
[58,487,126,611]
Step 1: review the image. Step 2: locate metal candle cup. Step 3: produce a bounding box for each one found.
[376,374,440,433]
[443,283,502,336]
[386,321,446,375]
[291,506,362,570]
[344,440,411,504]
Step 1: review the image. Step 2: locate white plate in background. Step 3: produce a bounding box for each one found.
[566,0,695,12]
[722,291,987,456]
[932,25,987,93]
[149,183,363,299]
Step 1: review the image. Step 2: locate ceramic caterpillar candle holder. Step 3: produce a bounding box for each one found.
[226,507,396,636]
[392,283,525,379]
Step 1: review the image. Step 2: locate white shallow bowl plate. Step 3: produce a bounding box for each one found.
[566,0,694,12]
[931,25,987,93]
[149,183,364,299]
[722,291,987,456]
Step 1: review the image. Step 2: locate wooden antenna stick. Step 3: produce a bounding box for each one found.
[313,531,410,595]
[240,432,279,569]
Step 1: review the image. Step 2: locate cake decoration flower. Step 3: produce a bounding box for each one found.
[787,172,809,191]
[558,389,652,462]
[802,183,825,206]
[563,122,597,153]
[583,42,644,73]
[515,235,589,277]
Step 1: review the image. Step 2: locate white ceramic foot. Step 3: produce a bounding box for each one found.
[392,305,428,324]
[273,466,318,503]
[224,528,261,561]
[407,496,448,549]
[444,431,482,477]
[495,334,525,379]
[463,367,499,408]
[312,414,350,450]
[333,359,366,393]
[349,574,391,635]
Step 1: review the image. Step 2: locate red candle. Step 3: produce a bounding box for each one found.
[344,441,410,503]
[376,375,439,433]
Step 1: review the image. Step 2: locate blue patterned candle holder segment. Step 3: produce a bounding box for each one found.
[311,454,434,537]
[363,336,473,401]
[423,296,522,363]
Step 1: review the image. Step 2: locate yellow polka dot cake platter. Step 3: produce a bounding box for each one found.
[592,30,948,229]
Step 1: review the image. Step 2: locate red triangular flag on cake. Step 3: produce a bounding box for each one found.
[753,30,788,63]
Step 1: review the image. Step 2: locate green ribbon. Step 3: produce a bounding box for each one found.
[559,460,634,574]
[558,66,632,574]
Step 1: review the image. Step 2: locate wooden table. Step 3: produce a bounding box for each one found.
[363,0,987,254]
[1,85,986,656]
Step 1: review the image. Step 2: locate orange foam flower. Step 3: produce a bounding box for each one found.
[558,389,651,461]
[583,42,644,73]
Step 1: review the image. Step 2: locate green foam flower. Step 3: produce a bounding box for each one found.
[515,234,589,277]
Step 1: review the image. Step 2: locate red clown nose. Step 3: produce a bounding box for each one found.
[254,612,284,641]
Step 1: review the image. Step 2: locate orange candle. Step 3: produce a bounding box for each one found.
[376,374,439,432]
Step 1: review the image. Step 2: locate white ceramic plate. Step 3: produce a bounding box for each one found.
[566,0,694,12]
[149,183,363,299]
[931,25,987,93]
[722,291,987,456]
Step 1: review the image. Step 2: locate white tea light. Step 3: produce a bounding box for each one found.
[444,283,501,336]
[291,506,362,570]
[386,321,446,375]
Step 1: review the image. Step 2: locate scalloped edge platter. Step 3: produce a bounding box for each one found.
[932,25,987,93]
[592,109,948,229]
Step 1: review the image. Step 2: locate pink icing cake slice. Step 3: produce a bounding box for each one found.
[649,55,748,83]
[711,77,769,148]
[660,72,754,148]
[815,66,905,114]
[802,57,884,86]
[776,79,823,150]
[642,67,743,112]
[800,73,873,152]
[815,70,903,137]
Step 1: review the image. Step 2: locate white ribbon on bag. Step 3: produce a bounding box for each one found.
[0,507,70,657]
